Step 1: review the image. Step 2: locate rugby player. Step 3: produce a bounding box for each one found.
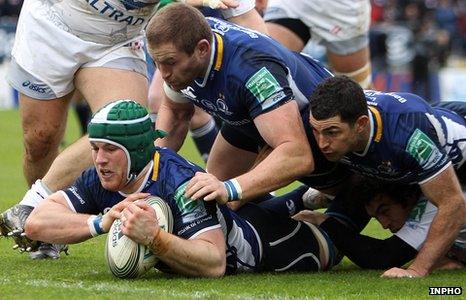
[0,0,268,258]
[147,3,347,207]
[25,100,338,277]
[292,180,465,273]
[308,75,466,277]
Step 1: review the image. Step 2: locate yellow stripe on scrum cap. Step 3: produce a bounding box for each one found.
[368,106,382,142]
[151,151,160,181]
[214,33,223,71]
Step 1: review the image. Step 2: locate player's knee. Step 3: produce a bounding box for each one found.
[23,129,61,161]
[190,109,213,130]
[334,62,372,89]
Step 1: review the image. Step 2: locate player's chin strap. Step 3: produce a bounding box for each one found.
[124,129,167,185]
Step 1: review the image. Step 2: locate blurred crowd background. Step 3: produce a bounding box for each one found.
[1,0,465,108]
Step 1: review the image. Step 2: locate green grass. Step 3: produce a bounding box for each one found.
[0,109,464,299]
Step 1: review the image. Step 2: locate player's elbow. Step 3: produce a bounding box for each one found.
[296,149,314,176]
[205,253,226,278]
[199,248,226,278]
[206,261,226,278]
[304,154,315,174]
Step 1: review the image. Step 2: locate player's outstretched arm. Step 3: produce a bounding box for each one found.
[383,166,466,278]
[121,201,226,278]
[25,193,97,244]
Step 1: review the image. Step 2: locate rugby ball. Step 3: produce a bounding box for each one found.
[105,196,173,278]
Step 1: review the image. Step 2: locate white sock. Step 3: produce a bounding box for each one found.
[302,187,335,209]
[19,179,52,208]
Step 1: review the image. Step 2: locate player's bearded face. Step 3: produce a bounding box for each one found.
[91,142,129,191]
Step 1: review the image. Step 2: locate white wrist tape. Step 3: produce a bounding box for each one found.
[87,215,104,237]
[224,179,243,201]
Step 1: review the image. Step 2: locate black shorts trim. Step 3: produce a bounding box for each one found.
[267,18,311,45]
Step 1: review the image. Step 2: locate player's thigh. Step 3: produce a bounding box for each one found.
[206,133,258,180]
[20,93,73,148]
[74,67,148,112]
[265,22,304,51]
[327,46,370,74]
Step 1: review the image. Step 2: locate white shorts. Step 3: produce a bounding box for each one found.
[7,0,148,99]
[263,0,371,55]
[7,0,256,100]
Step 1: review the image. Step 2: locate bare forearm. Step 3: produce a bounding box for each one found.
[26,209,93,244]
[409,200,466,275]
[155,105,192,151]
[237,142,313,200]
[151,230,225,278]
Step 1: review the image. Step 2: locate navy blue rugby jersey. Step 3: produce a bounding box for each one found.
[341,91,466,184]
[165,17,333,142]
[61,147,261,273]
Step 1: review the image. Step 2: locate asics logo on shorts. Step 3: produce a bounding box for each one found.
[22,81,48,94]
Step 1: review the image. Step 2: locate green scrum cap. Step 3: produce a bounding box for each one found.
[88,100,166,181]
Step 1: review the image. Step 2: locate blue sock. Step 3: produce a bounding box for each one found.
[258,185,308,217]
[190,118,218,163]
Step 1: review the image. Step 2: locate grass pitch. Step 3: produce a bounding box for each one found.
[0,109,464,299]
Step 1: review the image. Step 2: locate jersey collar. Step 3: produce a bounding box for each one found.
[195,33,224,88]
[352,108,375,157]
[118,160,154,197]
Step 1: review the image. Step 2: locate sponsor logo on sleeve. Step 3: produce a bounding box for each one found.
[68,186,85,205]
[174,182,207,223]
[405,198,427,229]
[406,129,443,169]
[246,67,285,110]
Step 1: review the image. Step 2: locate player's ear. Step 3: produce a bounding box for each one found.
[355,115,369,133]
[196,39,210,58]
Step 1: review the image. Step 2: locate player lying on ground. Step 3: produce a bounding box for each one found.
[290,178,465,274]
[23,100,338,277]
[0,0,267,259]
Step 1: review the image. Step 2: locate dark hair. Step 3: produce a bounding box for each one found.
[310,76,368,125]
[348,176,422,208]
[146,3,212,55]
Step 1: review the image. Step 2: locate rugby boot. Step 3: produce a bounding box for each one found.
[0,204,40,251]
